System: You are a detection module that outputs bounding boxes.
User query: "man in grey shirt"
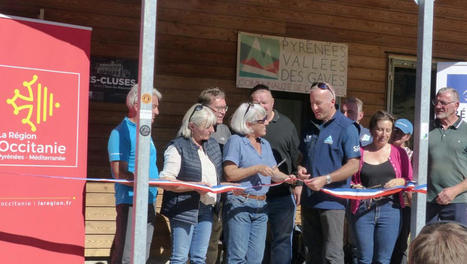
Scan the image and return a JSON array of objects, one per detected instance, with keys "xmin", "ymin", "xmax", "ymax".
[
  {"xmin": 198, "ymin": 87, "xmax": 231, "ymax": 264},
  {"xmin": 427, "ymin": 87, "xmax": 467, "ymax": 225}
]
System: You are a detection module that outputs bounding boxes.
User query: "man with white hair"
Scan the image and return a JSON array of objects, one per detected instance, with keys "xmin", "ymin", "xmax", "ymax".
[
  {"xmin": 108, "ymin": 84, "xmax": 162, "ymax": 264},
  {"xmin": 427, "ymin": 87, "xmax": 467, "ymax": 226}
]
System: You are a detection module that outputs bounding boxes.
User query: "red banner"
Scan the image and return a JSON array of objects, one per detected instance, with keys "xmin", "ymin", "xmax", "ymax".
[{"xmin": 0, "ymin": 15, "xmax": 91, "ymax": 263}]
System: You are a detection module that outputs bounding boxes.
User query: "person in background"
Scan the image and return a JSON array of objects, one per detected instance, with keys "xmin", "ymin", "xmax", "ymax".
[
  {"xmin": 390, "ymin": 118, "xmax": 414, "ymax": 264},
  {"xmin": 342, "ymin": 96, "xmax": 372, "ymax": 147},
  {"xmin": 160, "ymin": 104, "xmax": 222, "ymax": 264},
  {"xmin": 249, "ymin": 84, "xmax": 301, "ymax": 264},
  {"xmin": 349, "ymin": 111, "xmax": 413, "ymax": 264},
  {"xmin": 298, "ymin": 82, "xmax": 361, "ymax": 264},
  {"xmin": 198, "ymin": 88, "xmax": 231, "ymax": 264},
  {"xmin": 341, "ymin": 96, "xmax": 372, "ymax": 264},
  {"xmin": 108, "ymin": 84, "xmax": 162, "ymax": 264},
  {"xmin": 408, "ymin": 221, "xmax": 467, "ymax": 264},
  {"xmin": 427, "ymin": 87, "xmax": 467, "ymax": 226},
  {"xmin": 223, "ymin": 102, "xmax": 295, "ymax": 264}
]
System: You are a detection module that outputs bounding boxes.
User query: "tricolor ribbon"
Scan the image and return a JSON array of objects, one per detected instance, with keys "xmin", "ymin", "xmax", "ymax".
[
  {"xmin": 1, "ymin": 172, "xmax": 427, "ymax": 199},
  {"xmin": 321, "ymin": 182, "xmax": 427, "ymax": 200}
]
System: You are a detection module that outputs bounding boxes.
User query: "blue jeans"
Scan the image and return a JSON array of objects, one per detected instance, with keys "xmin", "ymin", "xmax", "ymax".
[
  {"xmin": 426, "ymin": 202, "xmax": 467, "ymax": 226},
  {"xmin": 264, "ymin": 194, "xmax": 296, "ymax": 264},
  {"xmin": 169, "ymin": 203, "xmax": 213, "ymax": 264},
  {"xmin": 223, "ymin": 194, "xmax": 268, "ymax": 264},
  {"xmin": 350, "ymin": 199, "xmax": 401, "ymax": 264}
]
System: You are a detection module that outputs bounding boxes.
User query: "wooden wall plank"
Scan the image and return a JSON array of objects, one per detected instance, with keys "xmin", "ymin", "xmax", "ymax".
[
  {"xmin": 86, "ymin": 220, "xmax": 116, "ymax": 234},
  {"xmin": 86, "ymin": 207, "xmax": 116, "ymax": 221}
]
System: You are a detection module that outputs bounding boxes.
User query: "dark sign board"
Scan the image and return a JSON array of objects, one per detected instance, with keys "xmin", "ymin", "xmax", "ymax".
[{"xmin": 89, "ymin": 57, "xmax": 138, "ymax": 102}]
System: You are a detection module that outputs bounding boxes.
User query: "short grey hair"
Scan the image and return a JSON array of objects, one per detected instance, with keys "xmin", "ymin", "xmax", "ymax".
[
  {"xmin": 230, "ymin": 103, "xmax": 267, "ymax": 135},
  {"xmin": 126, "ymin": 84, "xmax": 162, "ymax": 110},
  {"xmin": 177, "ymin": 103, "xmax": 217, "ymax": 138},
  {"xmin": 198, "ymin": 87, "xmax": 226, "ymax": 105},
  {"xmin": 343, "ymin": 97, "xmax": 364, "ymax": 112},
  {"xmin": 437, "ymin": 87, "xmax": 460, "ymax": 102}
]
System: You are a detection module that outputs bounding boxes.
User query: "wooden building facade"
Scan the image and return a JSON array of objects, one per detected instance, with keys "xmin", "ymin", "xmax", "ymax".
[{"xmin": 2, "ymin": 0, "xmax": 467, "ymax": 260}]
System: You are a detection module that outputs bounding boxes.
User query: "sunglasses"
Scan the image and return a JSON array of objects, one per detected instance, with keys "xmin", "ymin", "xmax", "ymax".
[
  {"xmin": 244, "ymin": 102, "xmax": 255, "ymax": 117},
  {"xmin": 188, "ymin": 104, "xmax": 204, "ymax": 122},
  {"xmin": 254, "ymin": 115, "xmax": 268, "ymax": 124},
  {"xmin": 312, "ymin": 82, "xmax": 335, "ymax": 99}
]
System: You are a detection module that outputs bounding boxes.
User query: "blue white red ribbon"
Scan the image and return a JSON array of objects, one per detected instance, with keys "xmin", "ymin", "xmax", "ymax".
[
  {"xmin": 321, "ymin": 182, "xmax": 427, "ymax": 200},
  {"xmin": 2, "ymin": 172, "xmax": 427, "ymax": 199}
]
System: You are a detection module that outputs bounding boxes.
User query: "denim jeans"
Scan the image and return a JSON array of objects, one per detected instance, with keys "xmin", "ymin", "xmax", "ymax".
[
  {"xmin": 426, "ymin": 202, "xmax": 467, "ymax": 226},
  {"xmin": 223, "ymin": 194, "xmax": 268, "ymax": 264},
  {"xmin": 169, "ymin": 203, "xmax": 214, "ymax": 264},
  {"xmin": 263, "ymin": 193, "xmax": 296, "ymax": 264},
  {"xmin": 350, "ymin": 199, "xmax": 401, "ymax": 264}
]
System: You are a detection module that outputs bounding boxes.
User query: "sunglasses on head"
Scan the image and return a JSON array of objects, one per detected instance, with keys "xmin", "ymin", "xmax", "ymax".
[
  {"xmin": 244, "ymin": 102, "xmax": 255, "ymax": 117},
  {"xmin": 312, "ymin": 82, "xmax": 335, "ymax": 99},
  {"xmin": 188, "ymin": 104, "xmax": 204, "ymax": 122}
]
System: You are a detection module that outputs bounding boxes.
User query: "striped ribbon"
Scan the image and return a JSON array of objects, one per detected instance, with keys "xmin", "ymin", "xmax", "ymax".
[{"xmin": 2, "ymin": 172, "xmax": 427, "ymax": 200}]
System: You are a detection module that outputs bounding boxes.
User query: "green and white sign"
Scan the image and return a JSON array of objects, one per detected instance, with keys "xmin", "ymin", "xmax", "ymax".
[{"xmin": 237, "ymin": 32, "xmax": 348, "ymax": 96}]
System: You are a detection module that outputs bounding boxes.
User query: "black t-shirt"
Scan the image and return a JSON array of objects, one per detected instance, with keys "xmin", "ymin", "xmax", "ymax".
[
  {"xmin": 360, "ymin": 160, "xmax": 396, "ymax": 188},
  {"xmin": 263, "ymin": 110, "xmax": 300, "ymax": 197}
]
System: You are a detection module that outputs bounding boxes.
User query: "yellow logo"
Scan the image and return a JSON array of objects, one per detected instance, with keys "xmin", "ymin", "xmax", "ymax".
[{"xmin": 6, "ymin": 74, "xmax": 60, "ymax": 132}]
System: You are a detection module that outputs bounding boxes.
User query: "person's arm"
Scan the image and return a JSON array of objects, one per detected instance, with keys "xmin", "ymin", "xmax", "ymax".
[
  {"xmin": 108, "ymin": 128, "xmax": 133, "ymax": 186},
  {"xmin": 436, "ymin": 178, "xmax": 467, "ymax": 205},
  {"xmin": 304, "ymin": 158, "xmax": 359, "ymax": 191},
  {"xmin": 159, "ymin": 145, "xmax": 210, "ymax": 194},
  {"xmin": 223, "ymin": 161, "xmax": 275, "ymax": 181},
  {"xmin": 304, "ymin": 123, "xmax": 360, "ymax": 191},
  {"xmin": 110, "ymin": 161, "xmax": 134, "ymax": 186}
]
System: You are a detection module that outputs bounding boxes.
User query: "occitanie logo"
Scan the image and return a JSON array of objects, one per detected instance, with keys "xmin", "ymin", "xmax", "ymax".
[{"xmin": 6, "ymin": 74, "xmax": 60, "ymax": 132}]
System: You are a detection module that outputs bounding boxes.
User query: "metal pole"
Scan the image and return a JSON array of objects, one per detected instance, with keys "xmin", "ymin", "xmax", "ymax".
[
  {"xmin": 131, "ymin": 0, "xmax": 157, "ymax": 263},
  {"xmin": 411, "ymin": 0, "xmax": 434, "ymax": 238}
]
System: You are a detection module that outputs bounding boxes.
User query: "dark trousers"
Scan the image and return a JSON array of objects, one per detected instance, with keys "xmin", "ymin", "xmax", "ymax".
[
  {"xmin": 302, "ymin": 207, "xmax": 345, "ymax": 264},
  {"xmin": 110, "ymin": 204, "xmax": 156, "ymax": 264},
  {"xmin": 426, "ymin": 202, "xmax": 467, "ymax": 226}
]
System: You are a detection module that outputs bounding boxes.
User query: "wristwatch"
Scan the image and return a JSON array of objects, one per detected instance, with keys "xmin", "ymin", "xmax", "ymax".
[{"xmin": 326, "ymin": 174, "xmax": 332, "ymax": 184}]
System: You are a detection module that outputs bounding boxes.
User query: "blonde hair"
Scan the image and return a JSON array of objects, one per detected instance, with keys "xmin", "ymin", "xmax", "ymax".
[
  {"xmin": 177, "ymin": 104, "xmax": 216, "ymax": 138},
  {"xmin": 409, "ymin": 222, "xmax": 467, "ymax": 264}
]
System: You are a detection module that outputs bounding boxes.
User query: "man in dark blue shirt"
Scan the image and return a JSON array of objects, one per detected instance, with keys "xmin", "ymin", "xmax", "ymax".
[{"xmin": 298, "ymin": 82, "xmax": 360, "ymax": 264}]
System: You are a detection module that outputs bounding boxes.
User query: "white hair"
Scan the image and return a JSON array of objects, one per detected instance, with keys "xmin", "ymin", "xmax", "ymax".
[
  {"xmin": 230, "ymin": 103, "xmax": 266, "ymax": 135},
  {"xmin": 177, "ymin": 103, "xmax": 217, "ymax": 138},
  {"xmin": 126, "ymin": 84, "xmax": 162, "ymax": 110}
]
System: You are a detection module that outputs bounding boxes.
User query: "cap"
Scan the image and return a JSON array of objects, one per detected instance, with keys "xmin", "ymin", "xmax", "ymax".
[{"xmin": 394, "ymin": 118, "xmax": 413, "ymax": 135}]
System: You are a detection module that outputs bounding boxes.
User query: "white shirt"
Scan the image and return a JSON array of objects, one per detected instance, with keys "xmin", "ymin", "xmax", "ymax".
[{"xmin": 160, "ymin": 144, "xmax": 217, "ymax": 205}]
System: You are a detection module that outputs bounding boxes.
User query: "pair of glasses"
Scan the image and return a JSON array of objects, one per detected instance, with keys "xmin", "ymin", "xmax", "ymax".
[
  {"xmin": 311, "ymin": 82, "xmax": 335, "ymax": 99},
  {"xmin": 244, "ymin": 102, "xmax": 255, "ymax": 117},
  {"xmin": 254, "ymin": 115, "xmax": 268, "ymax": 124},
  {"xmin": 207, "ymin": 105, "xmax": 228, "ymax": 113},
  {"xmin": 431, "ymin": 100, "xmax": 456, "ymax": 106},
  {"xmin": 188, "ymin": 104, "xmax": 204, "ymax": 122}
]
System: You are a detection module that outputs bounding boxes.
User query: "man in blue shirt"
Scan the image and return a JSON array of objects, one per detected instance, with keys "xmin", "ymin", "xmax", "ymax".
[
  {"xmin": 108, "ymin": 84, "xmax": 162, "ymax": 264},
  {"xmin": 298, "ymin": 82, "xmax": 360, "ymax": 264}
]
